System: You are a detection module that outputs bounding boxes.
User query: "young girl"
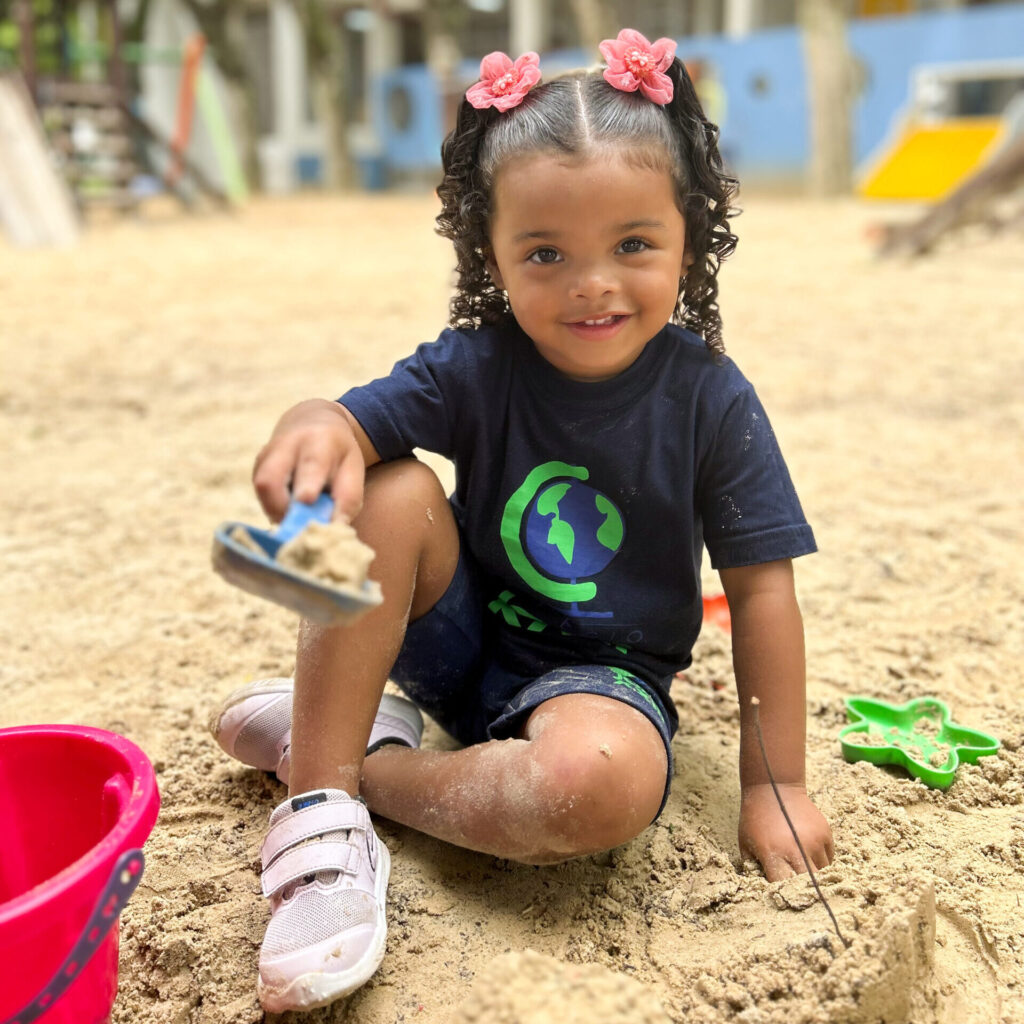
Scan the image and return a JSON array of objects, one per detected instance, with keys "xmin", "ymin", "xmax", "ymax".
[{"xmin": 211, "ymin": 30, "xmax": 834, "ymax": 1014}]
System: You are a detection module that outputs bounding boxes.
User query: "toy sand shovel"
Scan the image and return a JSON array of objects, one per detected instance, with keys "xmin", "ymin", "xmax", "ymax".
[{"xmin": 211, "ymin": 494, "xmax": 383, "ymax": 625}]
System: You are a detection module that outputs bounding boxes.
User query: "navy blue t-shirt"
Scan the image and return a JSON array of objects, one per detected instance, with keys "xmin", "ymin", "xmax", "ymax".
[{"xmin": 340, "ymin": 322, "xmax": 815, "ymax": 726}]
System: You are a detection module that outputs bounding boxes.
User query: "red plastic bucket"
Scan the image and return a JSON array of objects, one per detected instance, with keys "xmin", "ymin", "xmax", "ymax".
[{"xmin": 0, "ymin": 725, "xmax": 160, "ymax": 1024}]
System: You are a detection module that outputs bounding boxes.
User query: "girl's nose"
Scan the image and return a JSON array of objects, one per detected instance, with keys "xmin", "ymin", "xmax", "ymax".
[{"xmin": 571, "ymin": 263, "xmax": 617, "ymax": 300}]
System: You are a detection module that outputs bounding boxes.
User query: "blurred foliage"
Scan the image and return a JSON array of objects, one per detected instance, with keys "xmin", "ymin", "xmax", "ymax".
[
  {"xmin": 0, "ymin": 0, "xmax": 153, "ymax": 75},
  {"xmin": 1, "ymin": 0, "xmax": 58, "ymax": 73}
]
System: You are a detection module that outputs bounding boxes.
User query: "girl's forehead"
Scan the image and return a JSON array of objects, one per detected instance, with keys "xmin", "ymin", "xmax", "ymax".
[
  {"xmin": 491, "ymin": 147, "xmax": 675, "ymax": 202},
  {"xmin": 485, "ymin": 150, "xmax": 679, "ymax": 233}
]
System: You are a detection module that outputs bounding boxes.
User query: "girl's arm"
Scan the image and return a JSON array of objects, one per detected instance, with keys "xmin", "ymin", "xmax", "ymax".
[
  {"xmin": 718, "ymin": 559, "xmax": 834, "ymax": 881},
  {"xmin": 252, "ymin": 399, "xmax": 381, "ymax": 524}
]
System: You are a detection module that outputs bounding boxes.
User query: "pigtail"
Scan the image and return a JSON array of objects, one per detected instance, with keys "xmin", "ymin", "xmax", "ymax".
[
  {"xmin": 436, "ymin": 100, "xmax": 511, "ymax": 329},
  {"xmin": 664, "ymin": 58, "xmax": 739, "ymax": 359}
]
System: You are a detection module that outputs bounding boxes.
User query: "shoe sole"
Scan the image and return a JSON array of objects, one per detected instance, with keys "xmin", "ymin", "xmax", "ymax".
[{"xmin": 257, "ymin": 841, "xmax": 391, "ymax": 1012}]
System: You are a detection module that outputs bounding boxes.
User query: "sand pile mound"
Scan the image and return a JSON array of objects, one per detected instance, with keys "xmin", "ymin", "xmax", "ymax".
[
  {"xmin": 277, "ymin": 519, "xmax": 375, "ymax": 587},
  {"xmin": 455, "ymin": 949, "xmax": 671, "ymax": 1023}
]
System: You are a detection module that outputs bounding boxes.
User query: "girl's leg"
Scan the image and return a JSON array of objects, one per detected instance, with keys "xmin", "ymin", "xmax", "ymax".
[
  {"xmin": 360, "ymin": 693, "xmax": 668, "ymax": 863},
  {"xmin": 287, "ymin": 457, "xmax": 459, "ymax": 797},
  {"xmin": 246, "ymin": 457, "xmax": 458, "ymax": 1015}
]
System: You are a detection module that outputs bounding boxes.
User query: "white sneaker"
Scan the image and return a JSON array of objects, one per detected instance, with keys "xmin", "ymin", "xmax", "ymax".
[
  {"xmin": 209, "ymin": 677, "xmax": 423, "ymax": 785},
  {"xmin": 258, "ymin": 789, "xmax": 389, "ymax": 1012}
]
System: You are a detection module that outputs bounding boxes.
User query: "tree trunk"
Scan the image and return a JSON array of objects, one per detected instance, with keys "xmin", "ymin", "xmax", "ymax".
[
  {"xmin": 293, "ymin": 0, "xmax": 352, "ymax": 189},
  {"xmin": 13, "ymin": 0, "xmax": 36, "ymax": 96},
  {"xmin": 797, "ymin": 0, "xmax": 856, "ymax": 197},
  {"xmin": 422, "ymin": 0, "xmax": 464, "ymax": 135},
  {"xmin": 310, "ymin": 69, "xmax": 349, "ymax": 189},
  {"xmin": 568, "ymin": 0, "xmax": 615, "ymax": 55},
  {"xmin": 224, "ymin": 74, "xmax": 260, "ymax": 190},
  {"xmin": 179, "ymin": 0, "xmax": 258, "ymax": 189},
  {"xmin": 875, "ymin": 135, "xmax": 1024, "ymax": 257},
  {"xmin": 224, "ymin": 3, "xmax": 260, "ymax": 191}
]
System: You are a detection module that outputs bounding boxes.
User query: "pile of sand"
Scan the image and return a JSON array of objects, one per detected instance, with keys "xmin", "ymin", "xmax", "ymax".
[
  {"xmin": 2, "ymin": 193, "xmax": 1020, "ymax": 1023},
  {"xmin": 276, "ymin": 519, "xmax": 375, "ymax": 588}
]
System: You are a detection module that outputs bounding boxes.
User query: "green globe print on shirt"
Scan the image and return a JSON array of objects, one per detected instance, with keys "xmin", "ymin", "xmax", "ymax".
[{"xmin": 500, "ymin": 462, "xmax": 624, "ymax": 618}]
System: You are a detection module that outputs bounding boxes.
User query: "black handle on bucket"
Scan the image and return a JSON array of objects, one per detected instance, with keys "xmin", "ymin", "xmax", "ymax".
[{"xmin": 1, "ymin": 848, "xmax": 145, "ymax": 1024}]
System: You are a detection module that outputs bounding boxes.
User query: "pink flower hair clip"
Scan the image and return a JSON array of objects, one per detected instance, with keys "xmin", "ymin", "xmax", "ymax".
[
  {"xmin": 466, "ymin": 51, "xmax": 542, "ymax": 111},
  {"xmin": 600, "ymin": 28, "xmax": 677, "ymax": 105}
]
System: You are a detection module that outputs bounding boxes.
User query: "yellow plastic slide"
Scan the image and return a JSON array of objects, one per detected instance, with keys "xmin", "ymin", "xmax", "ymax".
[{"xmin": 858, "ymin": 117, "xmax": 1004, "ymax": 200}]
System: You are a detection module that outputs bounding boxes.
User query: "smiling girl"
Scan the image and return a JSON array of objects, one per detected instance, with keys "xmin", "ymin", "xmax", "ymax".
[{"xmin": 211, "ymin": 31, "xmax": 833, "ymax": 1014}]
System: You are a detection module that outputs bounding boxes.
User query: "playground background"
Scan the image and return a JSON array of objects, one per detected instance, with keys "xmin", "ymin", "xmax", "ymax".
[
  {"xmin": 2, "ymin": 1, "xmax": 1024, "ymax": 212},
  {"xmin": 365, "ymin": 4, "xmax": 1024, "ymax": 191},
  {"xmin": 2, "ymin": 184, "xmax": 1022, "ymax": 1020},
  {"xmin": 142, "ymin": 0, "xmax": 1024, "ymax": 197}
]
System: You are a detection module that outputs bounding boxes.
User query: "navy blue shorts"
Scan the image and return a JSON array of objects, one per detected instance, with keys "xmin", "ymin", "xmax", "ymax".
[{"xmin": 390, "ymin": 551, "xmax": 675, "ymax": 816}]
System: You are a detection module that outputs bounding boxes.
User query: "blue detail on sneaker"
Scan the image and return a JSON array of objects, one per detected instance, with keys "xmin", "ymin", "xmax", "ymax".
[{"xmin": 291, "ymin": 792, "xmax": 328, "ymax": 811}]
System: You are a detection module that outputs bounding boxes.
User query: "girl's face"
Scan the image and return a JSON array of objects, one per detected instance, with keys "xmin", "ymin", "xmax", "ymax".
[{"xmin": 487, "ymin": 150, "xmax": 690, "ymax": 381}]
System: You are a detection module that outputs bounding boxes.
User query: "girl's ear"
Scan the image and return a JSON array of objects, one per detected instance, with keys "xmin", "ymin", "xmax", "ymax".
[
  {"xmin": 486, "ymin": 251, "xmax": 506, "ymax": 290},
  {"xmin": 680, "ymin": 222, "xmax": 694, "ymax": 275}
]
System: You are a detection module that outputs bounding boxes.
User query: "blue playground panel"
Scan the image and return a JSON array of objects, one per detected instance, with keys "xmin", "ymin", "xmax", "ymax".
[
  {"xmin": 847, "ymin": 5, "xmax": 1024, "ymax": 173},
  {"xmin": 371, "ymin": 3, "xmax": 1024, "ymax": 182},
  {"xmin": 370, "ymin": 64, "xmax": 444, "ymax": 172}
]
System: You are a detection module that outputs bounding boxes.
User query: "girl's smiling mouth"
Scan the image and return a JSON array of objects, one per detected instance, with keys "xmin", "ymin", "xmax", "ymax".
[{"xmin": 565, "ymin": 313, "xmax": 631, "ymax": 339}]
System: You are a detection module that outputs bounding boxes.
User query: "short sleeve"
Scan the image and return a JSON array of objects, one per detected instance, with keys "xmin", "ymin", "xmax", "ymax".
[
  {"xmin": 697, "ymin": 381, "xmax": 816, "ymax": 569},
  {"xmin": 338, "ymin": 331, "xmax": 468, "ymax": 460}
]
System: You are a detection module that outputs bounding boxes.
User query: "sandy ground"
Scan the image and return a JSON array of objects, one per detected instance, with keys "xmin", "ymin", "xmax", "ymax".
[{"xmin": 2, "ymin": 191, "xmax": 1022, "ymax": 1024}]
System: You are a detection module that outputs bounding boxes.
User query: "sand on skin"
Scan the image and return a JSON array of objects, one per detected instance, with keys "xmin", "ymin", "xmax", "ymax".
[{"xmin": 1, "ymin": 193, "xmax": 1022, "ymax": 1023}]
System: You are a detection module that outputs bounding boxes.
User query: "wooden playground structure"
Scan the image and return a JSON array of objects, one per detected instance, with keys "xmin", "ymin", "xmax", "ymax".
[{"xmin": 0, "ymin": 0, "xmax": 231, "ymax": 246}]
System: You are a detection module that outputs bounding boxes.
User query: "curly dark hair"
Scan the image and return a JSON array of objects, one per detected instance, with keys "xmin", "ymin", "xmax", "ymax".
[{"xmin": 436, "ymin": 59, "xmax": 739, "ymax": 357}]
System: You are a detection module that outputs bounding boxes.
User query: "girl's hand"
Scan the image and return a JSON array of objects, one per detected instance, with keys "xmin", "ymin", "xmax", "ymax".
[
  {"xmin": 738, "ymin": 783, "xmax": 834, "ymax": 882},
  {"xmin": 252, "ymin": 399, "xmax": 377, "ymax": 524}
]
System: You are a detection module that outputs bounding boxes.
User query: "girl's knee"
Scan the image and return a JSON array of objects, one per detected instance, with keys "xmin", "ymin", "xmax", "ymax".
[
  {"xmin": 362, "ymin": 458, "xmax": 449, "ymax": 516},
  {"xmin": 523, "ymin": 708, "xmax": 667, "ymax": 862},
  {"xmin": 358, "ymin": 459, "xmax": 459, "ymax": 617},
  {"xmin": 357, "ymin": 458, "xmax": 455, "ymax": 551}
]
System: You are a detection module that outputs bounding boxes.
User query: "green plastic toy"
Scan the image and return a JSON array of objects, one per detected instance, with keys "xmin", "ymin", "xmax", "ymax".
[{"xmin": 839, "ymin": 696, "xmax": 1000, "ymax": 790}]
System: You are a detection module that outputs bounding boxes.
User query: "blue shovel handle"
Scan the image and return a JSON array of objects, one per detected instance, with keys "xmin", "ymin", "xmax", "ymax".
[
  {"xmin": 276, "ymin": 493, "xmax": 334, "ymax": 543},
  {"xmin": 2, "ymin": 849, "xmax": 146, "ymax": 1024}
]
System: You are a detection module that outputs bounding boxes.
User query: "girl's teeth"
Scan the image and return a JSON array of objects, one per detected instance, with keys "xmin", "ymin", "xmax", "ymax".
[{"xmin": 583, "ymin": 316, "xmax": 615, "ymax": 326}]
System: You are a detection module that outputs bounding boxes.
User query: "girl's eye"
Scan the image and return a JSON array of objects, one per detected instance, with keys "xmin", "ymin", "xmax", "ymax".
[
  {"xmin": 528, "ymin": 247, "xmax": 561, "ymax": 264},
  {"xmin": 619, "ymin": 237, "xmax": 649, "ymax": 254}
]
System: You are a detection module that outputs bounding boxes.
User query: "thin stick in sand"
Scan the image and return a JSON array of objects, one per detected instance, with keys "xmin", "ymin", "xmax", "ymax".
[{"xmin": 750, "ymin": 696, "xmax": 850, "ymax": 950}]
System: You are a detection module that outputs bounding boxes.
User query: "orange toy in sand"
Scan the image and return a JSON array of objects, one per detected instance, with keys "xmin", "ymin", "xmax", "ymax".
[{"xmin": 702, "ymin": 593, "xmax": 731, "ymax": 632}]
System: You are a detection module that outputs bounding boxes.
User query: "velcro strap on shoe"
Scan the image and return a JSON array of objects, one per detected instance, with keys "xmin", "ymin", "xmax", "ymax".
[
  {"xmin": 260, "ymin": 840, "xmax": 361, "ymax": 897},
  {"xmin": 261, "ymin": 801, "xmax": 369, "ymax": 868}
]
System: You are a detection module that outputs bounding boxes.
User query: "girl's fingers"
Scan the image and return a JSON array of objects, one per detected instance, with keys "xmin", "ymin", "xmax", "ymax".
[
  {"xmin": 291, "ymin": 439, "xmax": 336, "ymax": 505},
  {"xmin": 330, "ymin": 445, "xmax": 366, "ymax": 523},
  {"xmin": 252, "ymin": 402, "xmax": 363, "ymax": 523},
  {"xmin": 774, "ymin": 841, "xmax": 826, "ymax": 879},
  {"xmin": 762, "ymin": 852, "xmax": 795, "ymax": 882},
  {"xmin": 253, "ymin": 441, "xmax": 299, "ymax": 522}
]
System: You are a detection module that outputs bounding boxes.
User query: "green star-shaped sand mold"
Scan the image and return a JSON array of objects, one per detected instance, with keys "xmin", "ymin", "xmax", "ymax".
[{"xmin": 839, "ymin": 696, "xmax": 999, "ymax": 790}]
